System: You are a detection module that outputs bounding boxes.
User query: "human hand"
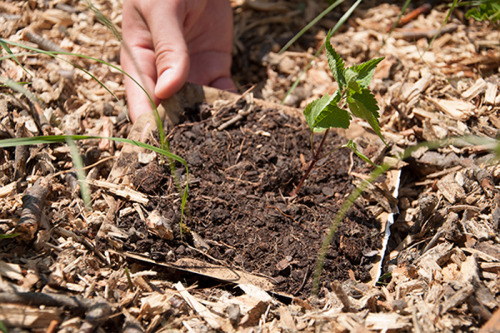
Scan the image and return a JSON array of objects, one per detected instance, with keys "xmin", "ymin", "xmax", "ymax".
[{"xmin": 121, "ymin": 0, "xmax": 235, "ymax": 122}]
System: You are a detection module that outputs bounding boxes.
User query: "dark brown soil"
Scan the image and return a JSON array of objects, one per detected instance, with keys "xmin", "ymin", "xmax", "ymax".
[{"xmin": 119, "ymin": 99, "xmax": 382, "ymax": 296}]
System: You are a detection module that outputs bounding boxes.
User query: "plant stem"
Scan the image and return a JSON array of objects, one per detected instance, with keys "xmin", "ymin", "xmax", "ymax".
[{"xmin": 290, "ymin": 129, "xmax": 330, "ymax": 196}]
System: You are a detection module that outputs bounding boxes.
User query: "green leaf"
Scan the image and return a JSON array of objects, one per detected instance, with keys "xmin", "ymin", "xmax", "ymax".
[
  {"xmin": 0, "ymin": 233, "xmax": 19, "ymax": 239},
  {"xmin": 343, "ymin": 140, "xmax": 376, "ymax": 166},
  {"xmin": 325, "ymin": 30, "xmax": 346, "ymax": 90},
  {"xmin": 0, "ymin": 40, "xmax": 32, "ymax": 76},
  {"xmin": 314, "ymin": 104, "xmax": 351, "ymax": 131},
  {"xmin": 345, "ymin": 68, "xmax": 360, "ymax": 93},
  {"xmin": 0, "ymin": 135, "xmax": 186, "ymax": 165},
  {"xmin": 0, "ymin": 320, "xmax": 7, "ymax": 333},
  {"xmin": 351, "ymin": 57, "xmax": 385, "ymax": 88},
  {"xmin": 466, "ymin": 2, "xmax": 500, "ymax": 22},
  {"xmin": 66, "ymin": 138, "xmax": 92, "ymax": 210},
  {"xmin": 304, "ymin": 95, "xmax": 333, "ymax": 131},
  {"xmin": 304, "ymin": 92, "xmax": 349, "ymax": 132},
  {"xmin": 347, "ymin": 89, "xmax": 385, "ymax": 143}
]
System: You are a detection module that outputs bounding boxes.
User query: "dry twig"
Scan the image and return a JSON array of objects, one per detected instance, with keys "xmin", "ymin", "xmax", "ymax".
[{"xmin": 15, "ymin": 177, "xmax": 51, "ymax": 241}]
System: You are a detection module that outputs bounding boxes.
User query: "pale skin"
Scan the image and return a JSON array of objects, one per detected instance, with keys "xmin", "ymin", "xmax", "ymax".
[{"xmin": 121, "ymin": 0, "xmax": 235, "ymax": 122}]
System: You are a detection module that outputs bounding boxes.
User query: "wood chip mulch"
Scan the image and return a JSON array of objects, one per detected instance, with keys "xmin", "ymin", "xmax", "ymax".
[{"xmin": 0, "ymin": 0, "xmax": 499, "ymax": 332}]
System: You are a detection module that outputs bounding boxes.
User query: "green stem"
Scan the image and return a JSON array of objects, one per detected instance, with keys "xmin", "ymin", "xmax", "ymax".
[
  {"xmin": 290, "ymin": 128, "xmax": 330, "ymax": 196},
  {"xmin": 311, "ymin": 163, "xmax": 389, "ymax": 296}
]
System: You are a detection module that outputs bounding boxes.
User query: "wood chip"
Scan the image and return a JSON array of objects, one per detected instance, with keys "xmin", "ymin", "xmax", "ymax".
[
  {"xmin": 145, "ymin": 210, "xmax": 173, "ymax": 240},
  {"xmin": 365, "ymin": 312, "xmax": 411, "ymax": 330},
  {"xmin": 16, "ymin": 177, "xmax": 51, "ymax": 241},
  {"xmin": 0, "ymin": 260, "xmax": 23, "ymax": 281},
  {"xmin": 139, "ymin": 293, "xmax": 172, "ymax": 318},
  {"xmin": 441, "ymin": 284, "xmax": 474, "ymax": 314},
  {"xmin": 0, "ymin": 182, "xmax": 16, "ymax": 198},
  {"xmin": 461, "ymin": 78, "xmax": 487, "ymax": 100},
  {"xmin": 480, "ymin": 307, "xmax": 500, "ymax": 333},
  {"xmin": 278, "ymin": 306, "xmax": 297, "ymax": 331},
  {"xmin": 87, "ymin": 179, "xmax": 149, "ymax": 205},
  {"xmin": 437, "ymin": 172, "xmax": 465, "ymax": 204},
  {"xmin": 174, "ymin": 282, "xmax": 225, "ymax": 330},
  {"xmin": 0, "ymin": 304, "xmax": 62, "ymax": 329},
  {"xmin": 427, "ymin": 97, "xmax": 475, "ymax": 121},
  {"xmin": 485, "ymin": 82, "xmax": 498, "ymax": 105}
]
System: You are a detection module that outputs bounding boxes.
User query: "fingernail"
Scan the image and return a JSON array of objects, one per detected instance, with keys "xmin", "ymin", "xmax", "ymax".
[{"xmin": 155, "ymin": 70, "xmax": 171, "ymax": 97}]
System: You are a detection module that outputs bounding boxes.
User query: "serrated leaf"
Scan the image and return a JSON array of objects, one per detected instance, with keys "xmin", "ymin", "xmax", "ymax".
[
  {"xmin": 347, "ymin": 88, "xmax": 385, "ymax": 143},
  {"xmin": 343, "ymin": 140, "xmax": 376, "ymax": 166},
  {"xmin": 325, "ymin": 30, "xmax": 345, "ymax": 90},
  {"xmin": 314, "ymin": 104, "xmax": 351, "ymax": 132},
  {"xmin": 303, "ymin": 92, "xmax": 348, "ymax": 132},
  {"xmin": 350, "ymin": 57, "xmax": 384, "ymax": 88},
  {"xmin": 345, "ymin": 68, "xmax": 360, "ymax": 93},
  {"xmin": 304, "ymin": 93, "xmax": 337, "ymax": 131}
]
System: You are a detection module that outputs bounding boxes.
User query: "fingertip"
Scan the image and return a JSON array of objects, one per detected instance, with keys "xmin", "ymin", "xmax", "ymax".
[
  {"xmin": 210, "ymin": 77, "xmax": 237, "ymax": 93},
  {"xmin": 154, "ymin": 66, "xmax": 189, "ymax": 99}
]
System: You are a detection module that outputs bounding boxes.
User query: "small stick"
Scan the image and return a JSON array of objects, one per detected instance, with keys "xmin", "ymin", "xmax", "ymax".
[
  {"xmin": 0, "ymin": 292, "xmax": 112, "ymax": 320},
  {"xmin": 293, "ymin": 267, "xmax": 310, "ymax": 296},
  {"xmin": 331, "ymin": 280, "xmax": 353, "ymax": 312},
  {"xmin": 15, "ymin": 177, "xmax": 51, "ymax": 241},
  {"xmin": 398, "ymin": 3, "xmax": 432, "ymax": 26},
  {"xmin": 24, "ymin": 30, "xmax": 67, "ymax": 53},
  {"xmin": 387, "ymin": 3, "xmax": 432, "ymax": 32},
  {"xmin": 290, "ymin": 129, "xmax": 330, "ymax": 196},
  {"xmin": 46, "ymin": 319, "xmax": 60, "ymax": 333}
]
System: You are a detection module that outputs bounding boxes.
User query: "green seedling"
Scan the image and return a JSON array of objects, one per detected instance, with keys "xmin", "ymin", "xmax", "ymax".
[
  {"xmin": 282, "ymin": 0, "xmax": 363, "ymax": 103},
  {"xmin": 290, "ymin": 30, "xmax": 385, "ymax": 196},
  {"xmin": 462, "ymin": 0, "xmax": 500, "ymax": 23}
]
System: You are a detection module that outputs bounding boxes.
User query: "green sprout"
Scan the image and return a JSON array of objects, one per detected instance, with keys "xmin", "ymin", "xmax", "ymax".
[{"xmin": 290, "ymin": 30, "xmax": 385, "ymax": 196}]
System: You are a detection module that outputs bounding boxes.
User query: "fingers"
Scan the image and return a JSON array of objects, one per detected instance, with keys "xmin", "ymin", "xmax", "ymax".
[
  {"xmin": 121, "ymin": 0, "xmax": 160, "ymax": 122},
  {"xmin": 121, "ymin": 0, "xmax": 236, "ymax": 123},
  {"xmin": 188, "ymin": 51, "xmax": 235, "ymax": 90},
  {"xmin": 121, "ymin": 0, "xmax": 192, "ymax": 121},
  {"xmin": 146, "ymin": 0, "xmax": 192, "ymax": 100}
]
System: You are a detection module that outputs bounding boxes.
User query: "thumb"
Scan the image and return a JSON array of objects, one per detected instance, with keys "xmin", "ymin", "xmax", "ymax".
[{"xmin": 149, "ymin": 3, "xmax": 190, "ymax": 100}]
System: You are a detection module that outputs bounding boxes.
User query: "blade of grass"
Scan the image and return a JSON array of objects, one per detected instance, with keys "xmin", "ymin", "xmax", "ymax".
[
  {"xmin": 312, "ymin": 134, "xmax": 500, "ymax": 296},
  {"xmin": 0, "ymin": 135, "xmax": 190, "ymax": 225},
  {"xmin": 311, "ymin": 162, "xmax": 389, "ymax": 296},
  {"xmin": 0, "ymin": 39, "xmax": 166, "ymax": 153},
  {"xmin": 0, "ymin": 233, "xmax": 19, "ymax": 239},
  {"xmin": 0, "ymin": 77, "xmax": 44, "ymax": 108},
  {"xmin": 66, "ymin": 138, "xmax": 92, "ymax": 210},
  {"xmin": 0, "ymin": 39, "xmax": 32, "ymax": 76},
  {"xmin": 0, "ymin": 320, "xmax": 7, "ymax": 333},
  {"xmin": 84, "ymin": 0, "xmax": 122, "ymax": 41},
  {"xmin": 0, "ymin": 135, "xmax": 186, "ymax": 166},
  {"xmin": 279, "ymin": 0, "xmax": 344, "ymax": 55},
  {"xmin": 281, "ymin": 0, "xmax": 363, "ymax": 104},
  {"xmin": 386, "ymin": 0, "xmax": 412, "ymax": 35},
  {"xmin": 425, "ymin": 0, "xmax": 459, "ymax": 53}
]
